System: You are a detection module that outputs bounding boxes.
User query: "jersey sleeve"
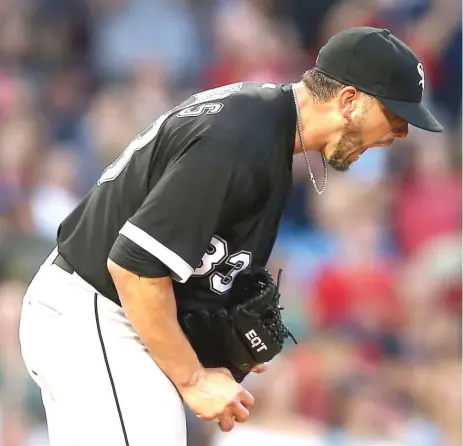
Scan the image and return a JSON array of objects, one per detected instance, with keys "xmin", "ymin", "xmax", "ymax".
[
  {"xmin": 109, "ymin": 234, "xmax": 171, "ymax": 278},
  {"xmin": 115, "ymin": 137, "xmax": 251, "ymax": 283}
]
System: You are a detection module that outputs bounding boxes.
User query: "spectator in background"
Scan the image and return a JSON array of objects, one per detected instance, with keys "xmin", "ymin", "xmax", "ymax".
[
  {"xmin": 89, "ymin": 0, "xmax": 204, "ymax": 86},
  {"xmin": 29, "ymin": 148, "xmax": 80, "ymax": 241},
  {"xmin": 0, "ymin": 281, "xmax": 46, "ymax": 446},
  {"xmin": 204, "ymin": 0, "xmax": 303, "ymax": 87},
  {"xmin": 390, "ymin": 130, "xmax": 462, "ymax": 258}
]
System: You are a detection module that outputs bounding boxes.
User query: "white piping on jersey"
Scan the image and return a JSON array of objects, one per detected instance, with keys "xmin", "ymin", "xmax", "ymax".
[{"xmin": 119, "ymin": 221, "xmax": 193, "ymax": 283}]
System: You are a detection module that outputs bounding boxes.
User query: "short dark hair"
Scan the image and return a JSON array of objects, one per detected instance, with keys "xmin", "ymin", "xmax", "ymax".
[
  {"xmin": 301, "ymin": 68, "xmax": 346, "ymax": 103},
  {"xmin": 302, "ymin": 68, "xmax": 377, "ymax": 107}
]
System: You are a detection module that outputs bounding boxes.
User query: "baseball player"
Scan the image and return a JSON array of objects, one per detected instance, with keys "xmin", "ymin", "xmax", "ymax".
[{"xmin": 19, "ymin": 27, "xmax": 442, "ymax": 446}]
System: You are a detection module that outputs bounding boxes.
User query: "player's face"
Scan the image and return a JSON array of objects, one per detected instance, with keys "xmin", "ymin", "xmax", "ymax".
[{"xmin": 327, "ymin": 97, "xmax": 409, "ymax": 172}]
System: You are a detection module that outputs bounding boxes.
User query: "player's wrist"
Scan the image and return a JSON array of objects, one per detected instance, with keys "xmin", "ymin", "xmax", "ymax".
[{"xmin": 174, "ymin": 365, "xmax": 206, "ymax": 391}]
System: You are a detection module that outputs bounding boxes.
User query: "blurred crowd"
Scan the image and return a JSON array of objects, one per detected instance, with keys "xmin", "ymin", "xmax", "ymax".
[{"xmin": 0, "ymin": 0, "xmax": 461, "ymax": 445}]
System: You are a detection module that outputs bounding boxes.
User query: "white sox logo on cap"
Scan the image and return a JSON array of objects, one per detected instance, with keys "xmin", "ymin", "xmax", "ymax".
[{"xmin": 417, "ymin": 63, "xmax": 425, "ymax": 91}]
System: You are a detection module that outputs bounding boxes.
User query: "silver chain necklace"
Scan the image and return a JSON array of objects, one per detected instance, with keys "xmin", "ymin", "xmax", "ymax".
[{"xmin": 291, "ymin": 84, "xmax": 328, "ymax": 195}]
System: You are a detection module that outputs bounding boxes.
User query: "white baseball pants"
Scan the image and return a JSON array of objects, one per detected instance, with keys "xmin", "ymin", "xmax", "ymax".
[{"xmin": 19, "ymin": 248, "xmax": 187, "ymax": 446}]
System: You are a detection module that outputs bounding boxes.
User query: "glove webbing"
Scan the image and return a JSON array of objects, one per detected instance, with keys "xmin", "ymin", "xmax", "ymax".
[{"xmin": 258, "ymin": 269, "xmax": 297, "ymax": 347}]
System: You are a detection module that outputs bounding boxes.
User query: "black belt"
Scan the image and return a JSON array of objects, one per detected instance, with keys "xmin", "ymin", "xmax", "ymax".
[{"xmin": 53, "ymin": 254, "xmax": 75, "ymax": 274}]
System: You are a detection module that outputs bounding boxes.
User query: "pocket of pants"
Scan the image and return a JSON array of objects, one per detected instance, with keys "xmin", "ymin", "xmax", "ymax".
[
  {"xmin": 30, "ymin": 299, "xmax": 63, "ymax": 316},
  {"xmin": 24, "ymin": 275, "xmax": 64, "ymax": 318}
]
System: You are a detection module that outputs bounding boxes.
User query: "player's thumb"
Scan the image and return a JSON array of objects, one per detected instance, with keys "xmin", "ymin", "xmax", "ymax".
[
  {"xmin": 251, "ymin": 363, "xmax": 268, "ymax": 374},
  {"xmin": 214, "ymin": 367, "xmax": 234, "ymax": 379}
]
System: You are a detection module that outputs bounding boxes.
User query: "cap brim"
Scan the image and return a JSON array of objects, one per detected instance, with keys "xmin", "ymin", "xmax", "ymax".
[{"xmin": 378, "ymin": 97, "xmax": 444, "ymax": 133}]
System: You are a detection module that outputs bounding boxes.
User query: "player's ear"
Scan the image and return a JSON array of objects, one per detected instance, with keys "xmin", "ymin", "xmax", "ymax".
[{"xmin": 338, "ymin": 86, "xmax": 358, "ymax": 120}]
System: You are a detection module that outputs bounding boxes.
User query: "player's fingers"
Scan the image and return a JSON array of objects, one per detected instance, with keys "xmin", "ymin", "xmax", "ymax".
[
  {"xmin": 238, "ymin": 388, "xmax": 255, "ymax": 408},
  {"xmin": 196, "ymin": 414, "xmax": 216, "ymax": 422},
  {"xmin": 251, "ymin": 363, "xmax": 268, "ymax": 373},
  {"xmin": 230, "ymin": 402, "xmax": 249, "ymax": 423},
  {"xmin": 217, "ymin": 412, "xmax": 235, "ymax": 432}
]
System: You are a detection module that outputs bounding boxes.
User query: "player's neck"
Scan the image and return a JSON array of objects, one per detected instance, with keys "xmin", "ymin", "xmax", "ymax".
[{"xmin": 292, "ymin": 81, "xmax": 343, "ymax": 156}]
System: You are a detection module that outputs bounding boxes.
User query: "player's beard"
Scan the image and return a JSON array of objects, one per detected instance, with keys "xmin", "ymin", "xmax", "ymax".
[{"xmin": 327, "ymin": 115, "xmax": 367, "ymax": 172}]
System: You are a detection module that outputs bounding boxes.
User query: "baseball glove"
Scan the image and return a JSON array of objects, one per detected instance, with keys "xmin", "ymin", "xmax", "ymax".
[{"xmin": 179, "ymin": 266, "xmax": 296, "ymax": 382}]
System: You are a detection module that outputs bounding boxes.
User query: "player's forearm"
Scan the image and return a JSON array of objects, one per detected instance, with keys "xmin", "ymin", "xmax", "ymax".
[{"xmin": 107, "ymin": 259, "xmax": 204, "ymax": 388}]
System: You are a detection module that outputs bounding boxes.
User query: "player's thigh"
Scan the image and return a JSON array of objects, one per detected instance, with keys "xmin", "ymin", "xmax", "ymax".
[
  {"xmin": 19, "ymin": 277, "xmax": 129, "ymax": 445},
  {"xmin": 51, "ymin": 295, "xmax": 187, "ymax": 446},
  {"xmin": 41, "ymin": 389, "xmax": 75, "ymax": 446},
  {"xmin": 20, "ymin": 272, "xmax": 186, "ymax": 446},
  {"xmin": 90, "ymin": 295, "xmax": 187, "ymax": 446}
]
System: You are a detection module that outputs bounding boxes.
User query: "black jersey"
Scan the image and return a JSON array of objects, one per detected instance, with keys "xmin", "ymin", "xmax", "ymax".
[{"xmin": 57, "ymin": 82, "xmax": 297, "ymax": 310}]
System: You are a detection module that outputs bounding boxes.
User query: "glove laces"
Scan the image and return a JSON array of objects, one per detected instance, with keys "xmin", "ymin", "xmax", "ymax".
[{"xmin": 272, "ymin": 269, "xmax": 297, "ymax": 345}]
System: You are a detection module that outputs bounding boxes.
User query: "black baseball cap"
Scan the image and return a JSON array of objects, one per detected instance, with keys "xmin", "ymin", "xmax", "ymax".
[{"xmin": 315, "ymin": 27, "xmax": 443, "ymax": 132}]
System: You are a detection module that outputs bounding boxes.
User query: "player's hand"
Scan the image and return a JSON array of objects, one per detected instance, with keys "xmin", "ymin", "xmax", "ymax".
[
  {"xmin": 251, "ymin": 363, "xmax": 268, "ymax": 374},
  {"xmin": 178, "ymin": 367, "xmax": 254, "ymax": 432}
]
